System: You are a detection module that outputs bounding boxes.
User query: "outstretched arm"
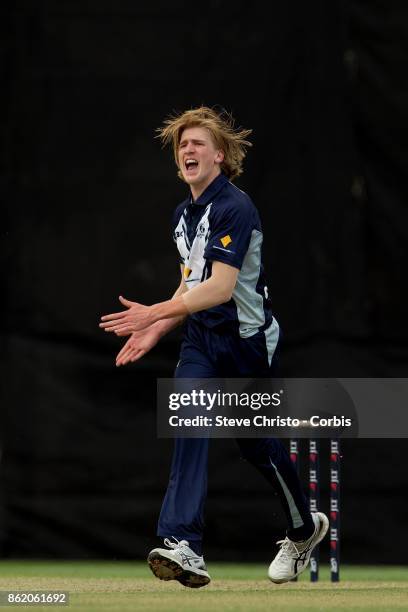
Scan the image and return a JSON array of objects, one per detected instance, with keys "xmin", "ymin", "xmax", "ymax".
[{"xmin": 99, "ymin": 261, "xmax": 239, "ymax": 336}]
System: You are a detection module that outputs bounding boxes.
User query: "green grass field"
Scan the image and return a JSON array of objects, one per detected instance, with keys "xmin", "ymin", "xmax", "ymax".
[{"xmin": 0, "ymin": 562, "xmax": 407, "ymax": 611}]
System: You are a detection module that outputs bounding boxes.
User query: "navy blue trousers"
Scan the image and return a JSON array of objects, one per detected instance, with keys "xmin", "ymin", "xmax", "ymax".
[{"xmin": 157, "ymin": 318, "xmax": 314, "ymax": 549}]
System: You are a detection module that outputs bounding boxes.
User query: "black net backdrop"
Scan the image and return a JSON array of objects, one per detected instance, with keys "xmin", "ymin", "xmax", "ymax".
[{"xmin": 1, "ymin": 0, "xmax": 408, "ymax": 561}]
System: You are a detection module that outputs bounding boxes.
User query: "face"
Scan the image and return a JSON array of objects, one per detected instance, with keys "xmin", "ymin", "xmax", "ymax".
[{"xmin": 178, "ymin": 126, "xmax": 224, "ymax": 196}]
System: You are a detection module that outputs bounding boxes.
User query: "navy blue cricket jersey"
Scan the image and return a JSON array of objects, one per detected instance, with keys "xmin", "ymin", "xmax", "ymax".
[{"xmin": 173, "ymin": 173, "xmax": 276, "ymax": 338}]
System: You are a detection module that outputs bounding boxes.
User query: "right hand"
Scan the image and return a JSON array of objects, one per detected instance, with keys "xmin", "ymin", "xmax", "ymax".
[{"xmin": 115, "ymin": 325, "xmax": 161, "ymax": 366}]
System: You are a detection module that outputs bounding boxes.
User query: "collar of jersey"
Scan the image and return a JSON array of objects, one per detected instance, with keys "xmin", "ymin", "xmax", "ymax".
[{"xmin": 189, "ymin": 173, "xmax": 228, "ymax": 207}]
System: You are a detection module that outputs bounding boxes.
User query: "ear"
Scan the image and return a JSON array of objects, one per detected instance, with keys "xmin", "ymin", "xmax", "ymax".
[{"xmin": 215, "ymin": 150, "xmax": 224, "ymax": 165}]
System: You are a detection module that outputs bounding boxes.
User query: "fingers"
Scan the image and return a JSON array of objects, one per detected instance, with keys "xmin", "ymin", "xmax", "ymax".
[
  {"xmin": 116, "ymin": 341, "xmax": 132, "ymax": 361},
  {"xmin": 116, "ymin": 337, "xmax": 141, "ymax": 365},
  {"xmin": 100, "ymin": 297, "xmax": 135, "ymax": 324},
  {"xmin": 119, "ymin": 295, "xmax": 134, "ymax": 307},
  {"xmin": 116, "ymin": 354, "xmax": 131, "ymax": 366},
  {"xmin": 113, "ymin": 324, "xmax": 135, "ymax": 334},
  {"xmin": 100, "ymin": 318, "xmax": 131, "ymax": 332},
  {"xmin": 105, "ymin": 321, "xmax": 148, "ymax": 335},
  {"xmin": 116, "ymin": 344, "xmax": 133, "ymax": 366},
  {"xmin": 116, "ymin": 346, "xmax": 145, "ymax": 366},
  {"xmin": 99, "ymin": 298, "xmax": 149, "ymax": 366},
  {"xmin": 100, "ymin": 311, "xmax": 127, "ymax": 324}
]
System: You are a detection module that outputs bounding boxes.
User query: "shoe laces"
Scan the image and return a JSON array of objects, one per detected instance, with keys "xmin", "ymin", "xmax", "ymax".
[
  {"xmin": 163, "ymin": 537, "xmax": 190, "ymax": 550},
  {"xmin": 275, "ymin": 537, "xmax": 300, "ymax": 562},
  {"xmin": 276, "ymin": 535, "xmax": 312, "ymax": 561},
  {"xmin": 163, "ymin": 537, "xmax": 199, "ymax": 565}
]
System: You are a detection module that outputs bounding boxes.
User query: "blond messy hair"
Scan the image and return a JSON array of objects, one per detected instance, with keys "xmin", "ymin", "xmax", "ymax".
[{"xmin": 157, "ymin": 106, "xmax": 252, "ymax": 181}]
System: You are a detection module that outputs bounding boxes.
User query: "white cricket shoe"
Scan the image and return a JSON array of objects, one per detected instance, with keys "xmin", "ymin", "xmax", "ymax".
[
  {"xmin": 268, "ymin": 512, "xmax": 329, "ymax": 584},
  {"xmin": 147, "ymin": 538, "xmax": 211, "ymax": 588}
]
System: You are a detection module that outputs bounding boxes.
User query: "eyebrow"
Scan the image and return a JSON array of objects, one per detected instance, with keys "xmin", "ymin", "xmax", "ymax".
[{"xmin": 179, "ymin": 138, "xmax": 206, "ymax": 146}]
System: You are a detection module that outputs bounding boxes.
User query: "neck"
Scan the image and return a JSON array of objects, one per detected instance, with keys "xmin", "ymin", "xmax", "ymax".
[{"xmin": 190, "ymin": 170, "xmax": 221, "ymax": 202}]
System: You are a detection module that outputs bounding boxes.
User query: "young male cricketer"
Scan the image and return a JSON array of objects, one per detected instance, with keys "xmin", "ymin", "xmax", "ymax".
[{"xmin": 99, "ymin": 107, "xmax": 328, "ymax": 588}]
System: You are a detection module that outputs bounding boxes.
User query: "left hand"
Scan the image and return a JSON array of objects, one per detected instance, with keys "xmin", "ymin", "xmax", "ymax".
[{"xmin": 99, "ymin": 296, "xmax": 155, "ymax": 335}]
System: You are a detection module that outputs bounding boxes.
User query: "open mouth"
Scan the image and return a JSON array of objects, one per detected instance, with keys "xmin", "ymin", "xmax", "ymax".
[{"xmin": 185, "ymin": 158, "xmax": 199, "ymax": 172}]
